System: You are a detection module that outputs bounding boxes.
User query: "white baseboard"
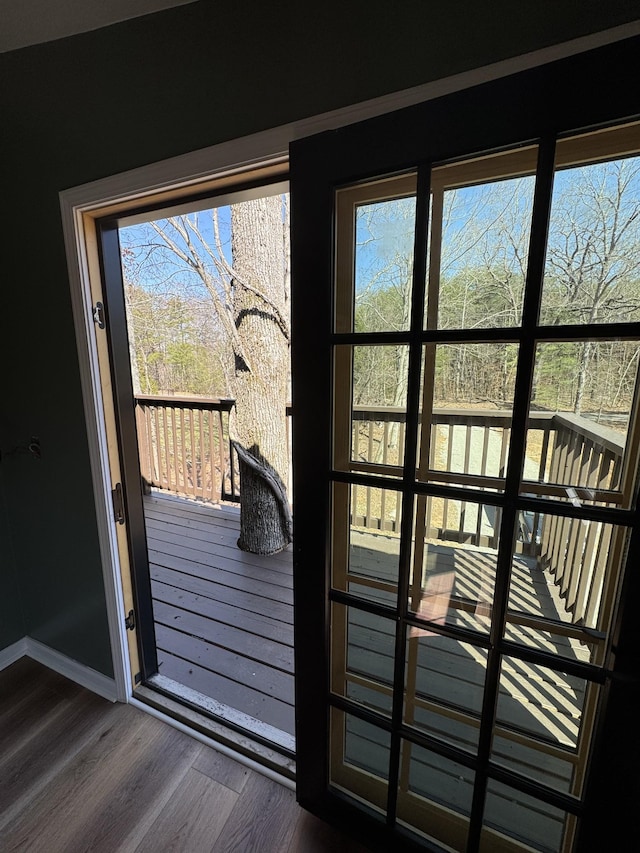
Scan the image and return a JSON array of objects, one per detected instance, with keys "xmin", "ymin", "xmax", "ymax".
[
  {"xmin": 0, "ymin": 636, "xmax": 118, "ymax": 702},
  {"xmin": 0, "ymin": 638, "xmax": 29, "ymax": 670}
]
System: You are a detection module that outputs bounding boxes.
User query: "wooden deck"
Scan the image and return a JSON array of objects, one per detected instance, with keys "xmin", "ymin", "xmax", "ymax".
[
  {"xmin": 144, "ymin": 492, "xmax": 585, "ymax": 846},
  {"xmin": 144, "ymin": 493, "xmax": 295, "ymax": 751}
]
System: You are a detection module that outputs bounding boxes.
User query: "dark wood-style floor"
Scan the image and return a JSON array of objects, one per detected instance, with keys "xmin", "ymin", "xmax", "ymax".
[{"xmin": 0, "ymin": 658, "xmax": 369, "ymax": 853}]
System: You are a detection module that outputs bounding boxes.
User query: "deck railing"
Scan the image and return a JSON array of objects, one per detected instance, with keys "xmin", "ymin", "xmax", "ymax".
[
  {"xmin": 135, "ymin": 395, "xmax": 624, "ymax": 625},
  {"xmin": 352, "ymin": 407, "xmax": 555, "ymax": 555},
  {"xmin": 135, "ymin": 395, "xmax": 238, "ymax": 503},
  {"xmin": 352, "ymin": 406, "xmax": 624, "ymax": 625},
  {"xmin": 535, "ymin": 413, "xmax": 624, "ymax": 625}
]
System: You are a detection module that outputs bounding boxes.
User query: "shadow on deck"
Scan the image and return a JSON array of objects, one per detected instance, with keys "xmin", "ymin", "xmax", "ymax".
[{"xmin": 143, "ymin": 490, "xmax": 585, "ymax": 833}]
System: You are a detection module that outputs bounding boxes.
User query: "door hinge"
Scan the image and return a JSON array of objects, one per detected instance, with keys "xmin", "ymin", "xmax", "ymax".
[
  {"xmin": 93, "ymin": 301, "xmax": 106, "ymax": 329},
  {"xmin": 125, "ymin": 610, "xmax": 136, "ymax": 631},
  {"xmin": 112, "ymin": 482, "xmax": 125, "ymax": 524}
]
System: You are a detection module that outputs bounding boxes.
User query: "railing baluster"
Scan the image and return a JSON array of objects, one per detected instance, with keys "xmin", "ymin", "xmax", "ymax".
[
  {"xmin": 135, "ymin": 403, "xmax": 150, "ymax": 485},
  {"xmin": 562, "ymin": 427, "xmax": 588, "ymax": 598},
  {"xmin": 180, "ymin": 409, "xmax": 190, "ymax": 497},
  {"xmin": 165, "ymin": 408, "xmax": 170, "ymax": 488},
  {"xmin": 480, "ymin": 424, "xmax": 490, "ymax": 478},
  {"xmin": 213, "ymin": 409, "xmax": 222, "ymax": 501},
  {"xmin": 564, "ymin": 516, "xmax": 582, "ymax": 612},
  {"xmin": 583, "ymin": 522, "xmax": 612, "ymax": 628},
  {"xmin": 152, "ymin": 405, "xmax": 159, "ymax": 486},
  {"xmin": 146, "ymin": 405, "xmax": 156, "ymax": 485},
  {"xmin": 169, "ymin": 406, "xmax": 176, "ymax": 490},
  {"xmin": 565, "ymin": 437, "xmax": 596, "ymax": 609},
  {"xmin": 551, "ymin": 425, "xmax": 570, "ymax": 590},
  {"xmin": 539, "ymin": 421, "xmax": 551, "ymax": 482},
  {"xmin": 198, "ymin": 409, "xmax": 205, "ymax": 500},
  {"xmin": 133, "ymin": 397, "xmax": 622, "ymax": 627},
  {"xmin": 567, "ymin": 517, "xmax": 589, "ymax": 616},
  {"xmin": 180, "ymin": 407, "xmax": 187, "ymax": 494},
  {"xmin": 458, "ymin": 423, "xmax": 472, "ymax": 543},
  {"xmin": 442, "ymin": 424, "xmax": 454, "ymax": 536}
]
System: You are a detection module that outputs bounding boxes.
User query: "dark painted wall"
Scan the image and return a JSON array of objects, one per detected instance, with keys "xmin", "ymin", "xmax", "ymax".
[
  {"xmin": 0, "ymin": 1, "xmax": 638, "ymax": 673},
  {"xmin": 0, "ymin": 470, "xmax": 24, "ymax": 650}
]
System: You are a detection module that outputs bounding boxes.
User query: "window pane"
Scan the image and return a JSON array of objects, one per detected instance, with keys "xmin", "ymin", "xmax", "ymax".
[
  {"xmin": 419, "ymin": 343, "xmax": 518, "ymax": 489},
  {"xmin": 507, "ymin": 515, "xmax": 628, "ymax": 665},
  {"xmin": 482, "ymin": 780, "xmax": 572, "ymax": 853},
  {"xmin": 404, "ymin": 634, "xmax": 485, "ymax": 751},
  {"xmin": 408, "ymin": 495, "xmax": 499, "ymax": 634},
  {"xmin": 335, "ymin": 174, "xmax": 417, "ymax": 333},
  {"xmin": 427, "ymin": 149, "xmax": 537, "ymax": 330},
  {"xmin": 331, "ymin": 483, "xmax": 400, "ymax": 606},
  {"xmin": 491, "ymin": 732, "xmax": 582, "ymax": 796},
  {"xmin": 333, "ymin": 344, "xmax": 407, "ymax": 478},
  {"xmin": 352, "ymin": 344, "xmax": 409, "ymax": 477},
  {"xmin": 397, "ymin": 741, "xmax": 474, "ymax": 849},
  {"xmin": 540, "ymin": 155, "xmax": 640, "ymax": 327},
  {"xmin": 496, "ymin": 656, "xmax": 587, "ymax": 750},
  {"xmin": 524, "ymin": 340, "xmax": 638, "ymax": 506},
  {"xmin": 352, "ymin": 405, "xmax": 406, "ymax": 476},
  {"xmin": 353, "ymin": 344, "xmax": 409, "ymax": 410},
  {"xmin": 331, "ymin": 603, "xmax": 394, "ymax": 716},
  {"xmin": 330, "ymin": 708, "xmax": 390, "ymax": 814},
  {"xmin": 355, "ymin": 196, "xmax": 416, "ymax": 333}
]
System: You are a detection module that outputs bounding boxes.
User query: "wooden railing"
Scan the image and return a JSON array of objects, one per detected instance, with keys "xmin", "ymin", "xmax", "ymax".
[
  {"xmin": 135, "ymin": 394, "xmax": 624, "ymax": 625},
  {"xmin": 536, "ymin": 413, "xmax": 624, "ymax": 625},
  {"xmin": 352, "ymin": 407, "xmax": 554, "ymax": 555},
  {"xmin": 352, "ymin": 405, "xmax": 624, "ymax": 625},
  {"xmin": 135, "ymin": 395, "xmax": 239, "ymax": 503}
]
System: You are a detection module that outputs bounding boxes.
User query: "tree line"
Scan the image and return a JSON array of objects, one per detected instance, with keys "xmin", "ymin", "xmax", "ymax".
[{"xmin": 353, "ymin": 156, "xmax": 640, "ymax": 421}]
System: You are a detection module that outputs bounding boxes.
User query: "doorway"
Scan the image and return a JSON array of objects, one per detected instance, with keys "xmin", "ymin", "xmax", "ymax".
[
  {"xmin": 96, "ymin": 175, "xmax": 295, "ymax": 761},
  {"xmin": 61, "ymin": 36, "xmax": 640, "ymax": 853}
]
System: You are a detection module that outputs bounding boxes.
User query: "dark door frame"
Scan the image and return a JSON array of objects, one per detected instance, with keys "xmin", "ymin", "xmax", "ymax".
[
  {"xmin": 290, "ymin": 35, "xmax": 640, "ymax": 853},
  {"xmin": 98, "ymin": 221, "xmax": 158, "ymax": 681}
]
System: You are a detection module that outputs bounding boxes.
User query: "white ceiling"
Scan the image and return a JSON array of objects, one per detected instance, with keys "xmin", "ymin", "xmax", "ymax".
[{"xmin": 0, "ymin": 0, "xmax": 198, "ymax": 53}]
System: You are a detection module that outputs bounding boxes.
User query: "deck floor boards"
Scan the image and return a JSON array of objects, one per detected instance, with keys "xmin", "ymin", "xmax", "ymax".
[
  {"xmin": 145, "ymin": 494, "xmax": 296, "ymax": 740},
  {"xmin": 144, "ymin": 492, "xmax": 586, "ymax": 771}
]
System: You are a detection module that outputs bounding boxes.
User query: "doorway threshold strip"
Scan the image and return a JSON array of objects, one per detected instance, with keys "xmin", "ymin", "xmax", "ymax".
[{"xmin": 147, "ymin": 673, "xmax": 296, "ymax": 755}]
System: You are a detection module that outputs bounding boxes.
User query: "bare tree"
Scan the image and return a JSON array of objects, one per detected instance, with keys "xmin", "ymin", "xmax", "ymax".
[
  {"xmin": 352, "ymin": 155, "xmax": 640, "ymax": 418},
  {"xmin": 543, "ymin": 158, "xmax": 640, "ymax": 413},
  {"xmin": 121, "ymin": 192, "xmax": 291, "ymax": 554}
]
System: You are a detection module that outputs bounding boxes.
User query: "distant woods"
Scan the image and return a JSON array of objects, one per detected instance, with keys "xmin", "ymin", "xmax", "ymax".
[
  {"xmin": 121, "ymin": 156, "xmax": 640, "ymax": 425},
  {"xmin": 121, "ymin": 193, "xmax": 291, "ymax": 554},
  {"xmin": 123, "ymin": 279, "xmax": 227, "ymax": 396},
  {"xmin": 352, "ymin": 156, "xmax": 640, "ymax": 420}
]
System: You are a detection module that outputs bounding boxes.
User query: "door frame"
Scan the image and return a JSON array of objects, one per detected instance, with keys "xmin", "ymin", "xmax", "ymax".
[
  {"xmin": 59, "ymin": 22, "xmax": 638, "ymax": 743},
  {"xmin": 93, "ymin": 171, "xmax": 292, "ymax": 689},
  {"xmin": 289, "ymin": 37, "xmax": 640, "ymax": 853}
]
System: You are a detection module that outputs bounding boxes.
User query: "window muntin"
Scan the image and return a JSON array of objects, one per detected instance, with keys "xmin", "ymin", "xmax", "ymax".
[{"xmin": 329, "ymin": 124, "xmax": 640, "ymax": 853}]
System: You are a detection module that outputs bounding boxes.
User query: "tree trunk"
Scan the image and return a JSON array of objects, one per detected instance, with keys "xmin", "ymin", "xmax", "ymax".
[
  {"xmin": 124, "ymin": 285, "xmax": 142, "ymax": 395},
  {"xmin": 230, "ymin": 196, "xmax": 291, "ymax": 554},
  {"xmin": 574, "ymin": 341, "xmax": 592, "ymax": 415}
]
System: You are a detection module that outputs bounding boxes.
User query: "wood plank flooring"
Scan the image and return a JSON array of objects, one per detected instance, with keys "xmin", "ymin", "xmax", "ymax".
[
  {"xmin": 144, "ymin": 494, "xmax": 295, "ymax": 744},
  {"xmin": 143, "ymin": 492, "xmax": 587, "ymax": 763},
  {"xmin": 0, "ymin": 658, "xmax": 369, "ymax": 853}
]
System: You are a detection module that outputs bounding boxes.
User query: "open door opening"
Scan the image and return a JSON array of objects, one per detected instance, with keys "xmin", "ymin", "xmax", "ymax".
[{"xmin": 97, "ymin": 174, "xmax": 295, "ymax": 765}]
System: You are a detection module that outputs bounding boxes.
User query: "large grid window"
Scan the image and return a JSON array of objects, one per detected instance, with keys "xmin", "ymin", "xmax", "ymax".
[{"xmin": 328, "ymin": 122, "xmax": 640, "ymax": 852}]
